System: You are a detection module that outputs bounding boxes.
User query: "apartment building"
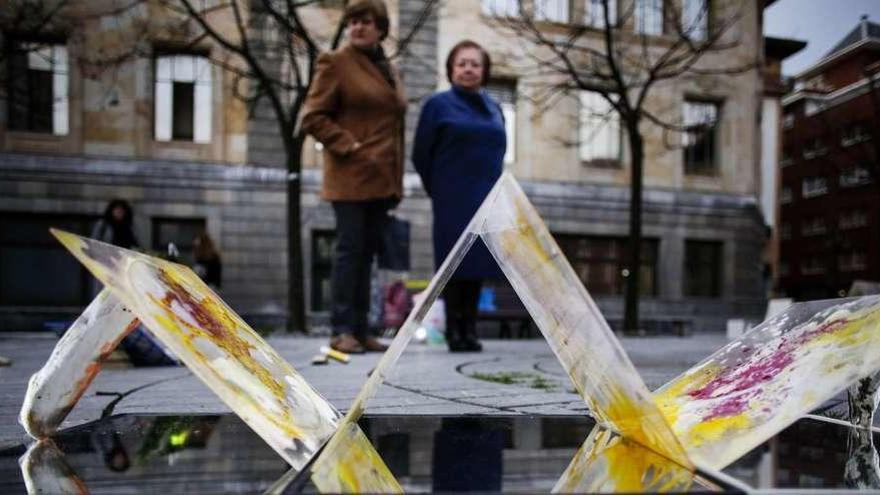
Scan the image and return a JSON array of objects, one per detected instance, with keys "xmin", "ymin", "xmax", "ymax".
[{"xmin": 777, "ymin": 16, "xmax": 880, "ymax": 300}]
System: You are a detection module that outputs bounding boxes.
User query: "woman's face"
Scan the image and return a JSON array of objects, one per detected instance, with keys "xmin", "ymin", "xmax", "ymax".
[
  {"xmin": 347, "ymin": 14, "xmax": 381, "ymax": 49},
  {"xmin": 451, "ymin": 47, "xmax": 484, "ymax": 92},
  {"xmin": 111, "ymin": 206, "xmax": 126, "ymax": 222}
]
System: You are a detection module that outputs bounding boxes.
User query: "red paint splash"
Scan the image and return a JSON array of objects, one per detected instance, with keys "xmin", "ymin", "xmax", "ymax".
[
  {"xmin": 155, "ymin": 269, "xmax": 285, "ymax": 399},
  {"xmin": 688, "ymin": 317, "xmax": 849, "ymax": 419}
]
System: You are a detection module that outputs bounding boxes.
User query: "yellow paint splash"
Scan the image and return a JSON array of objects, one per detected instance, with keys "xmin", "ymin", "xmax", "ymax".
[
  {"xmin": 601, "ymin": 383, "xmax": 693, "ymax": 469},
  {"xmin": 311, "ymin": 421, "xmax": 402, "ymax": 493},
  {"xmin": 685, "ymin": 412, "xmax": 751, "ymax": 447},
  {"xmin": 557, "ymin": 428, "xmax": 695, "ymax": 493}
]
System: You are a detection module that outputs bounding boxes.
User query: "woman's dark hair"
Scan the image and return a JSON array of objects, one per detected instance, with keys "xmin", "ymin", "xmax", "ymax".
[
  {"xmin": 194, "ymin": 231, "xmax": 220, "ymax": 262},
  {"xmin": 445, "ymin": 40, "xmax": 492, "ymax": 86},
  {"xmin": 102, "ymin": 198, "xmax": 133, "ymax": 227},
  {"xmin": 344, "ymin": 0, "xmax": 390, "ymax": 41}
]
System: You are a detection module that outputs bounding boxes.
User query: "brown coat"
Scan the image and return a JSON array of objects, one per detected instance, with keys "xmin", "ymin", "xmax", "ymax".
[{"xmin": 301, "ymin": 44, "xmax": 407, "ymax": 202}]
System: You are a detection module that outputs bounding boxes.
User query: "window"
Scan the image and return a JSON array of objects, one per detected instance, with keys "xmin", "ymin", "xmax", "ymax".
[
  {"xmin": 151, "ymin": 217, "xmax": 206, "ymax": 264},
  {"xmin": 534, "ymin": 0, "xmax": 569, "ymax": 22},
  {"xmin": 6, "ymin": 39, "xmax": 68, "ymax": 135},
  {"xmin": 780, "ymin": 186, "xmax": 792, "ymax": 204},
  {"xmin": 801, "ymin": 257, "xmax": 825, "ymax": 276},
  {"xmin": 683, "ymin": 99, "xmax": 720, "ymax": 175},
  {"xmin": 801, "ymin": 217, "xmax": 826, "ymax": 237},
  {"xmin": 555, "ymin": 235, "xmax": 658, "ymax": 296},
  {"xmin": 579, "ymin": 91, "xmax": 621, "ymax": 165},
  {"xmin": 486, "ymin": 80, "xmax": 517, "ymax": 165},
  {"xmin": 684, "ymin": 240, "xmax": 722, "ymax": 297},
  {"xmin": 0, "ymin": 213, "xmax": 96, "ymax": 306},
  {"xmin": 585, "ymin": 0, "xmax": 617, "ymax": 27},
  {"xmin": 839, "ymin": 164, "xmax": 872, "ymax": 188},
  {"xmin": 634, "ymin": 0, "xmax": 664, "ymax": 35},
  {"xmin": 804, "ymin": 98, "xmax": 825, "ymax": 116},
  {"xmin": 682, "ymin": 0, "xmax": 709, "ymax": 41},
  {"xmin": 783, "ymin": 113, "xmax": 794, "ymax": 129},
  {"xmin": 311, "ymin": 230, "xmax": 336, "ymax": 311},
  {"xmin": 802, "ymin": 138, "xmax": 826, "ymax": 159},
  {"xmin": 779, "ymin": 223, "xmax": 791, "ymax": 240},
  {"xmin": 481, "ymin": 0, "xmax": 519, "ymax": 17},
  {"xmin": 155, "ymin": 54, "xmax": 212, "ymax": 142},
  {"xmin": 841, "ymin": 124, "xmax": 871, "ymax": 147},
  {"xmin": 780, "ymin": 148, "xmax": 793, "ymax": 167},
  {"xmin": 801, "ymin": 177, "xmax": 827, "ymax": 198},
  {"xmin": 840, "ymin": 252, "xmax": 867, "ymax": 272},
  {"xmin": 839, "ymin": 209, "xmax": 868, "ymax": 230}
]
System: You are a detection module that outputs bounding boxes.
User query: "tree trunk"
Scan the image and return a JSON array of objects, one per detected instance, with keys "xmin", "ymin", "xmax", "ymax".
[
  {"xmin": 286, "ymin": 133, "xmax": 307, "ymax": 333},
  {"xmin": 623, "ymin": 121, "xmax": 644, "ymax": 335}
]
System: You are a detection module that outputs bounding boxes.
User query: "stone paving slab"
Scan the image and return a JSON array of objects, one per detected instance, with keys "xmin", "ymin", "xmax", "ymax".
[{"xmin": 0, "ymin": 331, "xmax": 734, "ymax": 446}]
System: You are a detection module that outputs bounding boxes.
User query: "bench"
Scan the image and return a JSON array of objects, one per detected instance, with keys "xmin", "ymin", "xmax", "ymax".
[
  {"xmin": 608, "ymin": 318, "xmax": 693, "ymax": 337},
  {"xmin": 477, "ymin": 283, "xmax": 534, "ymax": 339}
]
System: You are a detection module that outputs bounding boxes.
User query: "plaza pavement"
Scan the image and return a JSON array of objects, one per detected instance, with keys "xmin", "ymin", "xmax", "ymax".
[{"xmin": 0, "ymin": 331, "xmax": 769, "ymax": 449}]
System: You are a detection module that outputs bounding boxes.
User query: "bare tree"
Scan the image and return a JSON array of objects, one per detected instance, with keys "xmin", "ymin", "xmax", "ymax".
[{"xmin": 490, "ymin": 0, "xmax": 758, "ymax": 333}]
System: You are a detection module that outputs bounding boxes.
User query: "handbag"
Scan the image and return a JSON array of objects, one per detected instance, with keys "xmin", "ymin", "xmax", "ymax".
[{"xmin": 378, "ymin": 214, "xmax": 410, "ymax": 271}]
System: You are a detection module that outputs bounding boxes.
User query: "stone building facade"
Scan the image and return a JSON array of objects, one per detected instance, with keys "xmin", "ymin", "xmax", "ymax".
[
  {"xmin": 2, "ymin": 0, "xmax": 773, "ymax": 333},
  {"xmin": 367, "ymin": 0, "xmax": 772, "ymax": 332},
  {"xmin": 0, "ymin": 3, "xmax": 290, "ymax": 330}
]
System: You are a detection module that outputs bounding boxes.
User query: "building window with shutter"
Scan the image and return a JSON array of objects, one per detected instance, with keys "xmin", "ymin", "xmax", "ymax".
[
  {"xmin": 481, "ymin": 0, "xmax": 519, "ymax": 17},
  {"xmin": 681, "ymin": 0, "xmax": 710, "ymax": 41},
  {"xmin": 155, "ymin": 54, "xmax": 212, "ymax": 143},
  {"xmin": 6, "ymin": 39, "xmax": 68, "ymax": 135},
  {"xmin": 579, "ymin": 90, "xmax": 621, "ymax": 166},
  {"xmin": 486, "ymin": 79, "xmax": 517, "ymax": 165},
  {"xmin": 683, "ymin": 99, "xmax": 720, "ymax": 175},
  {"xmin": 634, "ymin": 0, "xmax": 664, "ymax": 35},
  {"xmin": 534, "ymin": 0, "xmax": 570, "ymax": 23},
  {"xmin": 584, "ymin": 0, "xmax": 618, "ymax": 28}
]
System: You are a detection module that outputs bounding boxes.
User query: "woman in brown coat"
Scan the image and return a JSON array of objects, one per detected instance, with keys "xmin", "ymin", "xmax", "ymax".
[{"xmin": 302, "ymin": 0, "xmax": 406, "ymax": 354}]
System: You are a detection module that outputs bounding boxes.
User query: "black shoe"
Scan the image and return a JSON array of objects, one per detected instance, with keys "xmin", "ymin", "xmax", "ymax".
[
  {"xmin": 461, "ymin": 335, "xmax": 483, "ymax": 352},
  {"xmin": 447, "ymin": 337, "xmax": 469, "ymax": 352}
]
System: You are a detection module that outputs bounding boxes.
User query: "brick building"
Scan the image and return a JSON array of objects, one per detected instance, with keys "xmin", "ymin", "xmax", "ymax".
[{"xmin": 777, "ymin": 16, "xmax": 880, "ymax": 300}]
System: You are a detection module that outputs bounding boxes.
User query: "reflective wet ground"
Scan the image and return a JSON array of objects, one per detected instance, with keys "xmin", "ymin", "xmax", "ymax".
[{"xmin": 0, "ymin": 413, "xmax": 874, "ymax": 493}]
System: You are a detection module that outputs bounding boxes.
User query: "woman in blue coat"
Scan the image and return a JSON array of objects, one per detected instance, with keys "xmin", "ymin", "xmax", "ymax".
[{"xmin": 412, "ymin": 40, "xmax": 506, "ymax": 352}]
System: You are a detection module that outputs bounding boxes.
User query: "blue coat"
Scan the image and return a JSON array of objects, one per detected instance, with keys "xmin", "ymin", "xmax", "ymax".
[{"xmin": 412, "ymin": 86, "xmax": 506, "ymax": 280}]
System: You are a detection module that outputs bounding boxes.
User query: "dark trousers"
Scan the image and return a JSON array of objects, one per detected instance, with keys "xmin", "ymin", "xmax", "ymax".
[
  {"xmin": 331, "ymin": 199, "xmax": 390, "ymax": 338},
  {"xmin": 443, "ymin": 279, "xmax": 482, "ymax": 340}
]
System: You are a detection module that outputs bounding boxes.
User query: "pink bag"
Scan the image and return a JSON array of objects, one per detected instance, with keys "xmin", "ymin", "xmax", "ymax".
[{"xmin": 383, "ymin": 280, "xmax": 412, "ymax": 330}]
